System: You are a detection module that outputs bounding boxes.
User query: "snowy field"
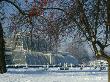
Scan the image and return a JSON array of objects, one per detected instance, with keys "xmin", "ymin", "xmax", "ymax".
[{"xmin": 0, "ymin": 67, "xmax": 108, "ymax": 82}]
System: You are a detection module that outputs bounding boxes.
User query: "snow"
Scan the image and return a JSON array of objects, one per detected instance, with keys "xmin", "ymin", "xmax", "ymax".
[{"xmin": 0, "ymin": 67, "xmax": 108, "ymax": 82}]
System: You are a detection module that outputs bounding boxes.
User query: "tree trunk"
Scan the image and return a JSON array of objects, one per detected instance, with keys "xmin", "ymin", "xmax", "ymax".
[
  {"xmin": 108, "ymin": 63, "xmax": 110, "ymax": 82},
  {"xmin": 107, "ymin": 0, "xmax": 110, "ymax": 81},
  {"xmin": 107, "ymin": 59, "xmax": 110, "ymax": 82},
  {"xmin": 0, "ymin": 22, "xmax": 7, "ymax": 73}
]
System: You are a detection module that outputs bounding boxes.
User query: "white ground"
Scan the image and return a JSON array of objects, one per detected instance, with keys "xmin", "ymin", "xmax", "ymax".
[{"xmin": 0, "ymin": 67, "xmax": 108, "ymax": 82}]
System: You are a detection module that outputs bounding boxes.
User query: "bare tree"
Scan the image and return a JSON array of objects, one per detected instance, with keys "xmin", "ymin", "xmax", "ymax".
[
  {"xmin": 66, "ymin": 0, "xmax": 110, "ymax": 81},
  {"xmin": 0, "ymin": 0, "xmax": 26, "ymax": 73}
]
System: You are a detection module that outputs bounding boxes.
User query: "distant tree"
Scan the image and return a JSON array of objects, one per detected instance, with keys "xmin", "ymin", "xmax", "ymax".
[{"xmin": 66, "ymin": 40, "xmax": 90, "ymax": 64}]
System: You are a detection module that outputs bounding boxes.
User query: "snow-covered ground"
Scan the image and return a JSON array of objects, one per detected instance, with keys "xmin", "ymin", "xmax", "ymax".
[{"xmin": 0, "ymin": 67, "xmax": 108, "ymax": 82}]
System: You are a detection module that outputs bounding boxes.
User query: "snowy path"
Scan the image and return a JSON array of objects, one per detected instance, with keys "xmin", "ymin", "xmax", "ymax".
[{"xmin": 0, "ymin": 68, "xmax": 108, "ymax": 82}]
